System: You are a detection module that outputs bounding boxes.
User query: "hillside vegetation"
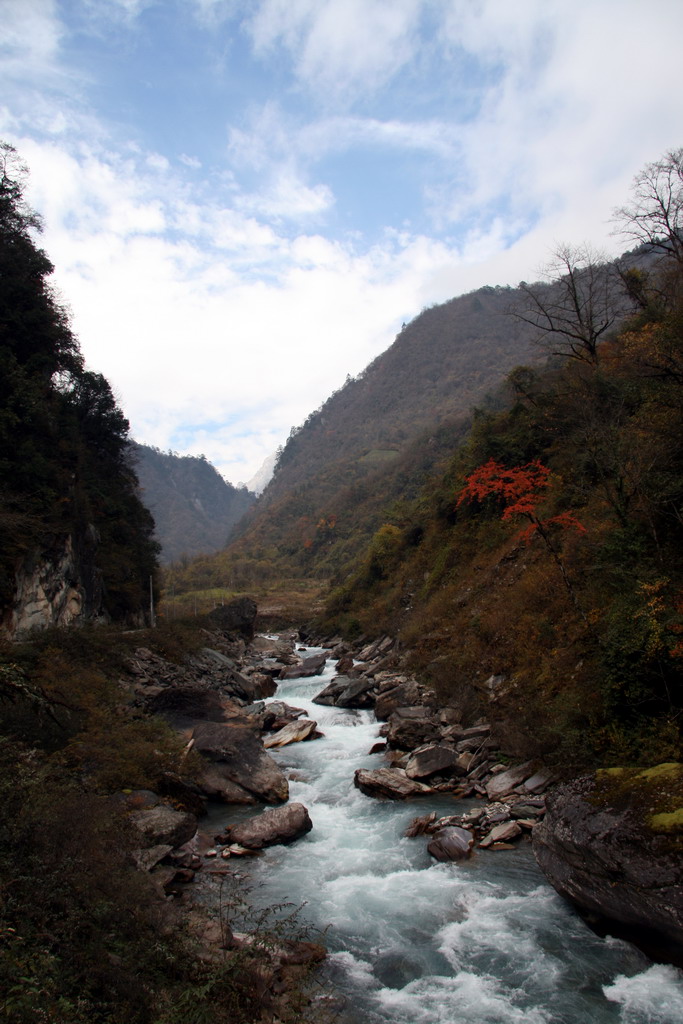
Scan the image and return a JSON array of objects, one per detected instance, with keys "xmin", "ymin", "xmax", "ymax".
[
  {"xmin": 165, "ymin": 281, "xmax": 547, "ymax": 601},
  {"xmin": 133, "ymin": 443, "xmax": 255, "ymax": 564},
  {"xmin": 0, "ymin": 143, "xmax": 159, "ymax": 627},
  {"xmin": 315, "ymin": 151, "xmax": 683, "ymax": 767}
]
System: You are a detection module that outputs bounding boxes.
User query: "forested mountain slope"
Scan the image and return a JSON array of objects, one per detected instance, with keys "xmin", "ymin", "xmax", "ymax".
[
  {"xmin": 176, "ymin": 283, "xmax": 547, "ymax": 593},
  {"xmin": 133, "ymin": 444, "xmax": 255, "ymax": 563},
  {"xmin": 314, "ymin": 151, "xmax": 683, "ymax": 767},
  {"xmin": 0, "ymin": 143, "xmax": 159, "ymax": 631}
]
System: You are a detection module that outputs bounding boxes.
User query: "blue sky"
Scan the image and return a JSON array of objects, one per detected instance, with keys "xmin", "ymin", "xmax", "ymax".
[{"xmin": 3, "ymin": 0, "xmax": 683, "ymax": 486}]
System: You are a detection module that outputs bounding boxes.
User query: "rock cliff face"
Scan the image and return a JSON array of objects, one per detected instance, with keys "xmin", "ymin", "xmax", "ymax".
[
  {"xmin": 6, "ymin": 530, "xmax": 105, "ymax": 636},
  {"xmin": 532, "ymin": 765, "xmax": 683, "ymax": 964}
]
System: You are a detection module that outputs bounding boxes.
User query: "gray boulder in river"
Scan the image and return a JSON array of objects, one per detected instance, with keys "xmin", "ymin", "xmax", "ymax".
[
  {"xmin": 219, "ymin": 802, "xmax": 313, "ymax": 849},
  {"xmin": 191, "ymin": 721, "xmax": 289, "ymax": 804},
  {"xmin": 533, "ymin": 763, "xmax": 683, "ymax": 964}
]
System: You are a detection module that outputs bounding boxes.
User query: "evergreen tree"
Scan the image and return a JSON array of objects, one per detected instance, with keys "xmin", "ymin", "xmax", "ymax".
[{"xmin": 0, "ymin": 143, "xmax": 159, "ymax": 623}]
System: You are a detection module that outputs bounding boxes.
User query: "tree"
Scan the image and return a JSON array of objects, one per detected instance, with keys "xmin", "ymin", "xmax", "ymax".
[
  {"xmin": 0, "ymin": 141, "xmax": 160, "ymax": 624},
  {"xmin": 514, "ymin": 243, "xmax": 628, "ymax": 364},
  {"xmin": 457, "ymin": 458, "xmax": 588, "ymax": 619},
  {"xmin": 613, "ymin": 148, "xmax": 683, "ymax": 267}
]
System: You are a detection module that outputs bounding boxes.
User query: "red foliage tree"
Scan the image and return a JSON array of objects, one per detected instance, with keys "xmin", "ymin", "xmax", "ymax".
[
  {"xmin": 457, "ymin": 459, "xmax": 588, "ymax": 620},
  {"xmin": 457, "ymin": 459, "xmax": 585, "ymax": 540}
]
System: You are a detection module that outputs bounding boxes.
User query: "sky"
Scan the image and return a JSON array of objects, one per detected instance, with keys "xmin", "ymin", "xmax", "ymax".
[{"xmin": 2, "ymin": 0, "xmax": 683, "ymax": 487}]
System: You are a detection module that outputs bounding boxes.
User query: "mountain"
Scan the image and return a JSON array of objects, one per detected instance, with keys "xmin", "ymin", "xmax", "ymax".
[
  {"xmin": 177, "ymin": 282, "xmax": 545, "ymax": 593},
  {"xmin": 245, "ymin": 451, "xmax": 277, "ymax": 495},
  {"xmin": 132, "ymin": 444, "xmax": 255, "ymax": 564}
]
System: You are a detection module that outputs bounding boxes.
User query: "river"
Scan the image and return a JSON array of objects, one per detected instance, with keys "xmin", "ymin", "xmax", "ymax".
[{"xmin": 208, "ymin": 645, "xmax": 683, "ymax": 1024}]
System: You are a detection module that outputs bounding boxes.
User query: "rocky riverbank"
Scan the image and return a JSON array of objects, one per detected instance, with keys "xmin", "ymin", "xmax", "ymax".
[{"xmin": 117, "ymin": 610, "xmax": 683, "ymax": 973}]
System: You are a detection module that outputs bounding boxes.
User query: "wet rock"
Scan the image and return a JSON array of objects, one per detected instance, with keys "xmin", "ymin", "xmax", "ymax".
[
  {"xmin": 198, "ymin": 768, "xmax": 260, "ymax": 804},
  {"xmin": 427, "ymin": 826, "xmax": 475, "ymax": 861},
  {"xmin": 479, "ymin": 821, "xmax": 522, "ymax": 848},
  {"xmin": 386, "ymin": 707, "xmax": 441, "ymax": 751},
  {"xmin": 405, "ymin": 744, "xmax": 461, "ymax": 780},
  {"xmin": 192, "ymin": 721, "xmax": 289, "ymax": 803},
  {"xmin": 335, "ymin": 676, "xmax": 376, "ymax": 709},
  {"xmin": 533, "ymin": 765, "xmax": 683, "ymax": 963},
  {"xmin": 263, "ymin": 718, "xmax": 318, "ymax": 748},
  {"xmin": 335, "ymin": 654, "xmax": 355, "ymax": 674},
  {"xmin": 373, "ymin": 951, "xmax": 424, "ymax": 988},
  {"xmin": 485, "ymin": 761, "xmax": 538, "ymax": 801},
  {"xmin": 353, "ymin": 767, "xmax": 433, "ymax": 800},
  {"xmin": 312, "ymin": 676, "xmax": 353, "ymax": 706},
  {"xmin": 280, "ymin": 652, "xmax": 327, "ymax": 679},
  {"xmin": 221, "ymin": 802, "xmax": 313, "ymax": 850},
  {"xmin": 405, "ymin": 811, "xmax": 437, "ymax": 837}
]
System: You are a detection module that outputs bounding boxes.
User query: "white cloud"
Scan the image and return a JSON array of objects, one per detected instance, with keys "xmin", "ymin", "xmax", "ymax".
[
  {"xmin": 247, "ymin": 0, "xmax": 423, "ymax": 99},
  {"xmin": 237, "ymin": 168, "xmax": 334, "ymax": 219},
  {"xmin": 4, "ymin": 0, "xmax": 683, "ymax": 486},
  {"xmin": 1, "ymin": 0, "xmax": 62, "ymax": 71}
]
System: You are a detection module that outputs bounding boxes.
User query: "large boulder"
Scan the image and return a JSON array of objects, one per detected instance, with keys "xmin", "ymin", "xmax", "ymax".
[
  {"xmin": 129, "ymin": 804, "xmax": 198, "ymax": 849},
  {"xmin": 533, "ymin": 764, "xmax": 683, "ymax": 963},
  {"xmin": 263, "ymin": 719, "xmax": 318, "ymax": 748},
  {"xmin": 405, "ymin": 744, "xmax": 462, "ymax": 780},
  {"xmin": 280, "ymin": 652, "xmax": 327, "ymax": 679},
  {"xmin": 335, "ymin": 676, "xmax": 376, "ymax": 709},
  {"xmin": 207, "ymin": 596, "xmax": 257, "ymax": 639},
  {"xmin": 485, "ymin": 760, "xmax": 538, "ymax": 801},
  {"xmin": 221, "ymin": 803, "xmax": 313, "ymax": 849},
  {"xmin": 312, "ymin": 676, "xmax": 352, "ymax": 706},
  {"xmin": 375, "ymin": 681, "xmax": 427, "ymax": 721},
  {"xmin": 192, "ymin": 721, "xmax": 289, "ymax": 803},
  {"xmin": 427, "ymin": 826, "xmax": 474, "ymax": 861},
  {"xmin": 150, "ymin": 686, "xmax": 243, "ymax": 730},
  {"xmin": 353, "ymin": 767, "xmax": 433, "ymax": 800},
  {"xmin": 386, "ymin": 707, "xmax": 441, "ymax": 751}
]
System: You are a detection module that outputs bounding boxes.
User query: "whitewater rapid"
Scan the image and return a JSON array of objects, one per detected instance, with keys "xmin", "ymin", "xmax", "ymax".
[{"xmin": 210, "ymin": 647, "xmax": 683, "ymax": 1024}]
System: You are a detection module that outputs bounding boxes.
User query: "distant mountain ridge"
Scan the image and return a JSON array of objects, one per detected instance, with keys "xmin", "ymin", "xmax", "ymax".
[
  {"xmin": 207, "ymin": 282, "xmax": 547, "ymax": 587},
  {"xmin": 133, "ymin": 444, "xmax": 255, "ymax": 564}
]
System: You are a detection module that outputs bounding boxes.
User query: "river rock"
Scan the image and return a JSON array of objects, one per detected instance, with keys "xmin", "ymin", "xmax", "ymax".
[
  {"xmin": 533, "ymin": 764, "xmax": 683, "ymax": 963},
  {"xmin": 263, "ymin": 719, "xmax": 318, "ymax": 748},
  {"xmin": 427, "ymin": 826, "xmax": 475, "ymax": 861},
  {"xmin": 192, "ymin": 721, "xmax": 289, "ymax": 803},
  {"xmin": 485, "ymin": 760, "xmax": 538, "ymax": 801},
  {"xmin": 405, "ymin": 811, "xmax": 437, "ymax": 837},
  {"xmin": 479, "ymin": 821, "xmax": 522, "ymax": 848},
  {"xmin": 222, "ymin": 803, "xmax": 313, "ymax": 849},
  {"xmin": 522, "ymin": 769, "xmax": 555, "ymax": 795},
  {"xmin": 375, "ymin": 681, "xmax": 428, "ymax": 721},
  {"xmin": 280, "ymin": 652, "xmax": 327, "ymax": 679},
  {"xmin": 405, "ymin": 744, "xmax": 461, "ymax": 780},
  {"xmin": 335, "ymin": 676, "xmax": 376, "ymax": 708},
  {"xmin": 386, "ymin": 707, "xmax": 441, "ymax": 750},
  {"xmin": 312, "ymin": 676, "xmax": 353, "ymax": 705},
  {"xmin": 150, "ymin": 686, "xmax": 243, "ymax": 730},
  {"xmin": 353, "ymin": 767, "xmax": 433, "ymax": 800},
  {"xmin": 129, "ymin": 804, "xmax": 198, "ymax": 849}
]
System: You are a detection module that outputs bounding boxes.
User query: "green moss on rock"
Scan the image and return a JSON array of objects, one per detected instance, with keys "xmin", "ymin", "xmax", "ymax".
[
  {"xmin": 650, "ymin": 808, "xmax": 683, "ymax": 832},
  {"xmin": 593, "ymin": 762, "xmax": 683, "ymax": 844}
]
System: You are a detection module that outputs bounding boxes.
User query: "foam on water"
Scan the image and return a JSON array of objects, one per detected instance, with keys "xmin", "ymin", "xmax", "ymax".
[
  {"xmin": 603, "ymin": 964, "xmax": 683, "ymax": 1023},
  {"xmin": 210, "ymin": 644, "xmax": 683, "ymax": 1023}
]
